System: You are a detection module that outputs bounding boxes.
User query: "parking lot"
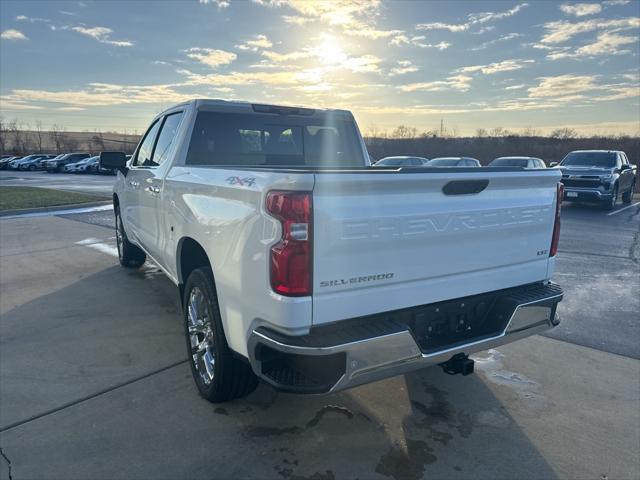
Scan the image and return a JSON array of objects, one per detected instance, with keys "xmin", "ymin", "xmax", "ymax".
[{"xmin": 1, "ymin": 174, "xmax": 639, "ymax": 480}]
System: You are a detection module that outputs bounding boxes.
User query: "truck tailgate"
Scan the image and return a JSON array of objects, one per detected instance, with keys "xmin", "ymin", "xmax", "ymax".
[{"xmin": 312, "ymin": 169, "xmax": 561, "ymax": 325}]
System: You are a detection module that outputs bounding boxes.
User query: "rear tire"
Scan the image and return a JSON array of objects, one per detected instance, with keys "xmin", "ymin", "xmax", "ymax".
[
  {"xmin": 183, "ymin": 267, "xmax": 258, "ymax": 403},
  {"xmin": 622, "ymin": 182, "xmax": 635, "ymax": 204},
  {"xmin": 115, "ymin": 206, "xmax": 146, "ymax": 268},
  {"xmin": 603, "ymin": 185, "xmax": 618, "ymax": 211},
  {"xmin": 56, "ymin": 165, "xmax": 64, "ymax": 173}
]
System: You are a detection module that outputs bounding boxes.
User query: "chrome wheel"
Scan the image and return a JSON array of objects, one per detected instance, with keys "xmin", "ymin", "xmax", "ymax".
[{"xmin": 187, "ymin": 287, "xmax": 215, "ymax": 385}]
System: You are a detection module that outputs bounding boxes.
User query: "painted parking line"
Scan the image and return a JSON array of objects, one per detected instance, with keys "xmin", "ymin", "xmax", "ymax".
[
  {"xmin": 607, "ymin": 201, "xmax": 640, "ymax": 216},
  {"xmin": 75, "ymin": 237, "xmax": 119, "ymax": 257},
  {"xmin": 0, "ymin": 204, "xmax": 113, "ymax": 220}
]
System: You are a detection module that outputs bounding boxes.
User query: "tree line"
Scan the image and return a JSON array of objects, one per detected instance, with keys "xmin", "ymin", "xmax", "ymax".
[
  {"xmin": 364, "ymin": 125, "xmax": 640, "ymax": 165},
  {"xmin": 0, "ymin": 118, "xmax": 139, "ymax": 156}
]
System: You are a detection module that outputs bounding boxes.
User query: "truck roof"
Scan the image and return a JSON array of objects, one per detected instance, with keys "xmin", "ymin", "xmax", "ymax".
[
  {"xmin": 157, "ymin": 98, "xmax": 352, "ymax": 117},
  {"xmin": 568, "ymin": 150, "xmax": 622, "ymax": 154}
]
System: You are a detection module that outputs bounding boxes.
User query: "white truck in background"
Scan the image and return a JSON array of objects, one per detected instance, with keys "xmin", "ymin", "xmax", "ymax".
[{"xmin": 101, "ymin": 99, "xmax": 564, "ymax": 402}]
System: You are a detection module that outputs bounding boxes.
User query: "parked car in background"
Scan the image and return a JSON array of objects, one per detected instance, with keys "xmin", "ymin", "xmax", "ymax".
[
  {"xmin": 38, "ymin": 154, "xmax": 64, "ymax": 169},
  {"xmin": 374, "ymin": 156, "xmax": 429, "ymax": 167},
  {"xmin": 489, "ymin": 157, "xmax": 546, "ymax": 168},
  {"xmin": 45, "ymin": 152, "xmax": 91, "ymax": 172},
  {"xmin": 64, "ymin": 156, "xmax": 98, "ymax": 173},
  {"xmin": 426, "ymin": 157, "xmax": 481, "ymax": 167},
  {"xmin": 19, "ymin": 154, "xmax": 56, "ymax": 171},
  {"xmin": 9, "ymin": 154, "xmax": 48, "ymax": 170},
  {"xmin": 93, "ymin": 154, "xmax": 129, "ymax": 174},
  {"xmin": 555, "ymin": 150, "xmax": 637, "ymax": 210},
  {"xmin": 0, "ymin": 156, "xmax": 23, "ymax": 169}
]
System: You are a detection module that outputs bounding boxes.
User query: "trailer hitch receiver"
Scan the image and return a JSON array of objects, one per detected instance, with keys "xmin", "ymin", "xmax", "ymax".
[{"xmin": 440, "ymin": 353, "xmax": 474, "ymax": 376}]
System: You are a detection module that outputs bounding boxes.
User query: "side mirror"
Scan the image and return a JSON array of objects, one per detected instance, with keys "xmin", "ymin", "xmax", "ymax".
[
  {"xmin": 550, "ymin": 162, "xmax": 558, "ymax": 167},
  {"xmin": 100, "ymin": 151, "xmax": 128, "ymax": 173},
  {"xmin": 620, "ymin": 164, "xmax": 631, "ymax": 171}
]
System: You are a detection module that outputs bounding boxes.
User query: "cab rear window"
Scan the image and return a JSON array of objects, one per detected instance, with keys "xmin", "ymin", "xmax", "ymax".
[{"xmin": 185, "ymin": 111, "xmax": 364, "ymax": 167}]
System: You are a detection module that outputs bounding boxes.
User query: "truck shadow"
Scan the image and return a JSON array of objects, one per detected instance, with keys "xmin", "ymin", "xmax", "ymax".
[{"xmin": 1, "ymin": 264, "xmax": 556, "ymax": 480}]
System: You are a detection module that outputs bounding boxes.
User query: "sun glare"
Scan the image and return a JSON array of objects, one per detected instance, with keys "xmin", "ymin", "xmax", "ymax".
[{"xmin": 314, "ymin": 34, "xmax": 348, "ymax": 66}]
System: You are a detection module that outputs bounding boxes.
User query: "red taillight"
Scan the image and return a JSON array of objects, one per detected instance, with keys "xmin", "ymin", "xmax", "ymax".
[
  {"xmin": 550, "ymin": 183, "xmax": 563, "ymax": 257},
  {"xmin": 266, "ymin": 191, "xmax": 312, "ymax": 296}
]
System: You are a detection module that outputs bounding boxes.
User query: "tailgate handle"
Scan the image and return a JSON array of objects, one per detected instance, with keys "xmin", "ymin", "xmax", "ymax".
[{"xmin": 442, "ymin": 180, "xmax": 489, "ymax": 195}]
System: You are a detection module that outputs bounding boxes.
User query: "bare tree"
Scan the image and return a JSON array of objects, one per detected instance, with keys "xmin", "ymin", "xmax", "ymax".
[
  {"xmin": 91, "ymin": 129, "xmax": 105, "ymax": 154},
  {"xmin": 550, "ymin": 128, "xmax": 578, "ymax": 140},
  {"xmin": 50, "ymin": 124, "xmax": 66, "ymax": 153},
  {"xmin": 475, "ymin": 128, "xmax": 488, "ymax": 138},
  {"xmin": 34, "ymin": 120, "xmax": 44, "ymax": 152},
  {"xmin": 0, "ymin": 117, "xmax": 7, "ymax": 154},
  {"xmin": 392, "ymin": 125, "xmax": 418, "ymax": 139},
  {"xmin": 60, "ymin": 133, "xmax": 78, "ymax": 152}
]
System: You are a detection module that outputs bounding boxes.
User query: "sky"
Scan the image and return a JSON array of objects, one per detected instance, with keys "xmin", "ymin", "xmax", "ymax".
[{"xmin": 1, "ymin": 0, "xmax": 639, "ymax": 136}]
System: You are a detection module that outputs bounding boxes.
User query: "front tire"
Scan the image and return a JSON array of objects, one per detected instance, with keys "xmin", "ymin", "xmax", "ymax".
[
  {"xmin": 603, "ymin": 185, "xmax": 618, "ymax": 211},
  {"xmin": 183, "ymin": 267, "xmax": 258, "ymax": 403},
  {"xmin": 622, "ymin": 181, "xmax": 635, "ymax": 204},
  {"xmin": 115, "ymin": 206, "xmax": 146, "ymax": 268},
  {"xmin": 29, "ymin": 165, "xmax": 36, "ymax": 171}
]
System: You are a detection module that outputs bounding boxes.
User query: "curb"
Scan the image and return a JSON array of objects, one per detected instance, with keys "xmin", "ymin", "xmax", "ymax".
[{"xmin": 0, "ymin": 200, "xmax": 112, "ymax": 217}]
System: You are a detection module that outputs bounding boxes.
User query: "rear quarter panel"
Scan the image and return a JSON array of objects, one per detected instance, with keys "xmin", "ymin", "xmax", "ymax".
[{"xmin": 164, "ymin": 166, "xmax": 315, "ymax": 357}]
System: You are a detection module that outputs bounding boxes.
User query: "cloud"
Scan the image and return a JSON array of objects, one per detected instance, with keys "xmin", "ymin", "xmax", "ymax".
[
  {"xmin": 471, "ymin": 32, "xmax": 522, "ymax": 50},
  {"xmin": 1, "ymin": 29, "xmax": 28, "ymax": 41},
  {"xmin": 389, "ymin": 60, "xmax": 419, "ymax": 76},
  {"xmin": 603, "ymin": 0, "xmax": 630, "ymax": 5},
  {"xmin": 505, "ymin": 84, "xmax": 527, "ymax": 90},
  {"xmin": 1, "ymin": 83, "xmax": 195, "ymax": 108},
  {"xmin": 548, "ymin": 31, "xmax": 637, "ymax": 59},
  {"xmin": 458, "ymin": 59, "xmax": 534, "ymax": 75},
  {"xmin": 417, "ymin": 3, "xmax": 528, "ymax": 32},
  {"xmin": 71, "ymin": 26, "xmax": 133, "ymax": 46},
  {"xmin": 559, "ymin": 3, "xmax": 602, "ymax": 16},
  {"xmin": 199, "ymin": 0, "xmax": 230, "ymax": 8},
  {"xmin": 236, "ymin": 34, "xmax": 273, "ymax": 51},
  {"xmin": 184, "ymin": 47, "xmax": 237, "ymax": 68},
  {"xmin": 528, "ymin": 74, "xmax": 598, "ymax": 98},
  {"xmin": 391, "ymin": 34, "xmax": 451, "ymax": 49},
  {"xmin": 258, "ymin": 0, "xmax": 405, "ymax": 40},
  {"xmin": 15, "ymin": 15, "xmax": 50, "ymax": 23},
  {"xmin": 399, "ymin": 75, "xmax": 473, "ymax": 92},
  {"xmin": 526, "ymin": 74, "xmax": 639, "ymax": 102},
  {"xmin": 539, "ymin": 17, "xmax": 640, "ymax": 44}
]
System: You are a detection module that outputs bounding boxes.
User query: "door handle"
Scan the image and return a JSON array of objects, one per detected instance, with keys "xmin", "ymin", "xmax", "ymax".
[
  {"xmin": 129, "ymin": 180, "xmax": 139, "ymax": 188},
  {"xmin": 145, "ymin": 185, "xmax": 161, "ymax": 194}
]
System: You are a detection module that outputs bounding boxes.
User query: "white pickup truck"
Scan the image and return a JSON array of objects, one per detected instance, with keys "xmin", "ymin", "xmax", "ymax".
[{"xmin": 101, "ymin": 99, "xmax": 564, "ymax": 403}]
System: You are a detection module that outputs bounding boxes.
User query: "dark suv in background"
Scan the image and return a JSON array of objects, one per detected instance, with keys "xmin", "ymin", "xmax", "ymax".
[
  {"xmin": 555, "ymin": 150, "xmax": 637, "ymax": 210},
  {"xmin": 44, "ymin": 153, "xmax": 91, "ymax": 172}
]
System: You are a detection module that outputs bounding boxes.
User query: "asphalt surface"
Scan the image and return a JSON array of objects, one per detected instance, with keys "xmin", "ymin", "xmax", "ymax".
[{"xmin": 0, "ymin": 177, "xmax": 639, "ymax": 479}]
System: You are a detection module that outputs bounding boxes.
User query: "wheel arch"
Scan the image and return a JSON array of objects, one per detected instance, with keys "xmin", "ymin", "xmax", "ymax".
[{"xmin": 176, "ymin": 236, "xmax": 213, "ymax": 301}]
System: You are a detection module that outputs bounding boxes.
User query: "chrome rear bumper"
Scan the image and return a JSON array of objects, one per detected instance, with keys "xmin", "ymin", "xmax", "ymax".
[{"xmin": 248, "ymin": 283, "xmax": 562, "ymax": 394}]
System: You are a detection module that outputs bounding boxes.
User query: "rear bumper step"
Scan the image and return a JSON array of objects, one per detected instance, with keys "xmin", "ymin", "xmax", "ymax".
[{"xmin": 248, "ymin": 282, "xmax": 563, "ymax": 394}]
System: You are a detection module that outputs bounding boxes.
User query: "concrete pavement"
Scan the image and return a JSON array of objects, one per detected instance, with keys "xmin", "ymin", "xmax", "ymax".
[{"xmin": 0, "ymin": 199, "xmax": 639, "ymax": 480}]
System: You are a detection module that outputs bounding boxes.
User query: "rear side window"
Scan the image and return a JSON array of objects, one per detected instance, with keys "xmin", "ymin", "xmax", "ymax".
[
  {"xmin": 134, "ymin": 120, "xmax": 161, "ymax": 167},
  {"xmin": 152, "ymin": 112, "xmax": 184, "ymax": 167},
  {"xmin": 185, "ymin": 111, "xmax": 364, "ymax": 167}
]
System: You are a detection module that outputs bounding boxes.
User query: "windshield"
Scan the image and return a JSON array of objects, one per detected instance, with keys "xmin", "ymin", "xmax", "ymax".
[
  {"xmin": 427, "ymin": 158, "xmax": 460, "ymax": 166},
  {"xmin": 490, "ymin": 158, "xmax": 529, "ymax": 167},
  {"xmin": 186, "ymin": 111, "xmax": 365, "ymax": 167},
  {"xmin": 561, "ymin": 152, "xmax": 616, "ymax": 168}
]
